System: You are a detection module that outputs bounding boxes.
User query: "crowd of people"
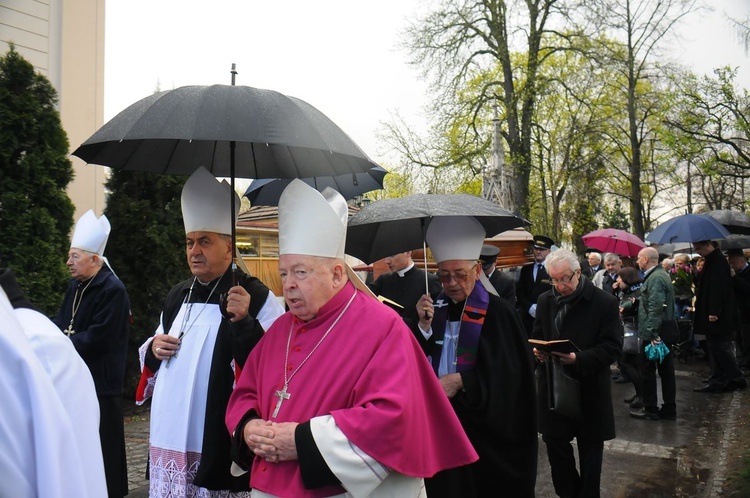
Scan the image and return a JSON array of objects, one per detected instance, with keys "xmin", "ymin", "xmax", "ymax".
[{"xmin": 4, "ymin": 172, "xmax": 750, "ymax": 498}]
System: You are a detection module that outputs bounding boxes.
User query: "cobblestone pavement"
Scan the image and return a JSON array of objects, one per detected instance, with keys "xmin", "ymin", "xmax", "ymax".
[{"xmin": 123, "ymin": 359, "xmax": 748, "ymax": 497}]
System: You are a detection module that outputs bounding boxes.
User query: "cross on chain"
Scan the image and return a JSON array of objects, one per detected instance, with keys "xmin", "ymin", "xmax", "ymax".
[{"xmin": 272, "ymin": 385, "xmax": 291, "ymax": 418}]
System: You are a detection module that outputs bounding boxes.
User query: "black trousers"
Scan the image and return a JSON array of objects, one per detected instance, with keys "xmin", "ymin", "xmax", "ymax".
[
  {"xmin": 542, "ymin": 434, "xmax": 604, "ymax": 498},
  {"xmin": 619, "ymin": 353, "xmax": 643, "ymax": 397},
  {"xmin": 639, "ymin": 345, "xmax": 676, "ymax": 415},
  {"xmin": 706, "ymin": 336, "xmax": 744, "ymax": 383},
  {"xmin": 99, "ymin": 395, "xmax": 128, "ymax": 498}
]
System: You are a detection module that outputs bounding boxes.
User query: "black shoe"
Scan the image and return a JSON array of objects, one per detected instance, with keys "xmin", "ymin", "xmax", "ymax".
[
  {"xmin": 624, "ymin": 395, "xmax": 636, "ymax": 404},
  {"xmin": 694, "ymin": 383, "xmax": 725, "ymax": 393},
  {"xmin": 614, "ymin": 375, "xmax": 631, "ymax": 384},
  {"xmin": 658, "ymin": 408, "xmax": 677, "ymax": 421},
  {"xmin": 630, "ymin": 408, "xmax": 659, "ymax": 420},
  {"xmin": 629, "ymin": 396, "xmax": 644, "ymax": 409},
  {"xmin": 724, "ymin": 378, "xmax": 748, "ymax": 392}
]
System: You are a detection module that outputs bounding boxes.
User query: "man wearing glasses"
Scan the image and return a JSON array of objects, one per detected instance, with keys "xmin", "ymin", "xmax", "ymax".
[
  {"xmin": 517, "ymin": 235, "xmax": 555, "ymax": 336},
  {"xmin": 531, "ymin": 249, "xmax": 622, "ymax": 498},
  {"xmin": 414, "ymin": 216, "xmax": 538, "ymax": 498}
]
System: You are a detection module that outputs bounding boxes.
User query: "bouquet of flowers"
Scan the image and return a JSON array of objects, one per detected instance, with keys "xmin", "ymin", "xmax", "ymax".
[{"xmin": 670, "ymin": 262, "xmax": 694, "ymax": 299}]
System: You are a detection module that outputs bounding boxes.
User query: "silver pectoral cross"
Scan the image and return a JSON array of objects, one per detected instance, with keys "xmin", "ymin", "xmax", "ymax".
[
  {"xmin": 64, "ymin": 322, "xmax": 75, "ymax": 336},
  {"xmin": 272, "ymin": 385, "xmax": 291, "ymax": 418}
]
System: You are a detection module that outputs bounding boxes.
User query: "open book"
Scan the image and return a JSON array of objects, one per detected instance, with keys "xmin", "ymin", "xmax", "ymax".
[{"xmin": 528, "ymin": 339, "xmax": 579, "ymax": 354}]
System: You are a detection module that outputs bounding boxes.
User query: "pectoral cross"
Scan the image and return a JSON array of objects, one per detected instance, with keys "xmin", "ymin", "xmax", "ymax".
[
  {"xmin": 64, "ymin": 322, "xmax": 75, "ymax": 336},
  {"xmin": 272, "ymin": 385, "xmax": 291, "ymax": 419}
]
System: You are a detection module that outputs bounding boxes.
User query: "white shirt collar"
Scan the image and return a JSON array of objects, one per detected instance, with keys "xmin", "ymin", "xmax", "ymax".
[{"xmin": 397, "ymin": 262, "xmax": 415, "ymax": 277}]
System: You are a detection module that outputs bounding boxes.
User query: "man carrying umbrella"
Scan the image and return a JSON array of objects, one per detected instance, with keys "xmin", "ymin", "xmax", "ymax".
[
  {"xmin": 225, "ymin": 181, "xmax": 477, "ymax": 497},
  {"xmin": 415, "ymin": 216, "xmax": 537, "ymax": 497},
  {"xmin": 136, "ymin": 167, "xmax": 285, "ymax": 497}
]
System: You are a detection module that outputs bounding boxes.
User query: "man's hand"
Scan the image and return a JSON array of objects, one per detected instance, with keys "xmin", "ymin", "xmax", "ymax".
[
  {"xmin": 225, "ymin": 285, "xmax": 251, "ymax": 322},
  {"xmin": 439, "ymin": 372, "xmax": 463, "ymax": 399},
  {"xmin": 243, "ymin": 419, "xmax": 299, "ymax": 463},
  {"xmin": 708, "ymin": 315, "xmax": 718, "ymax": 323},
  {"xmin": 416, "ymin": 294, "xmax": 434, "ymax": 330},
  {"xmin": 152, "ymin": 333, "xmax": 180, "ymax": 360},
  {"xmin": 552, "ymin": 351, "xmax": 577, "ymax": 365},
  {"xmin": 533, "ymin": 347, "xmax": 550, "ymax": 364},
  {"xmin": 270, "ymin": 422, "xmax": 299, "ymax": 462}
]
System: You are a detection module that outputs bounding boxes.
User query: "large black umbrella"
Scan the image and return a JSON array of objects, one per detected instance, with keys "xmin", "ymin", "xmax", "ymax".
[
  {"xmin": 73, "ymin": 80, "xmax": 382, "ymax": 289},
  {"xmin": 346, "ymin": 193, "xmax": 528, "ymax": 264},
  {"xmin": 703, "ymin": 210, "xmax": 750, "ymax": 235},
  {"xmin": 720, "ymin": 235, "xmax": 750, "ymax": 250},
  {"xmin": 245, "ymin": 167, "xmax": 387, "ymax": 206}
]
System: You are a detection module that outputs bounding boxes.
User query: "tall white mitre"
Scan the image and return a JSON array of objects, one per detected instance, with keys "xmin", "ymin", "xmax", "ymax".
[
  {"xmin": 70, "ymin": 209, "xmax": 111, "ymax": 256},
  {"xmin": 278, "ymin": 179, "xmax": 373, "ymax": 296},
  {"xmin": 181, "ymin": 166, "xmax": 240, "ymax": 235},
  {"xmin": 426, "ymin": 216, "xmax": 486, "ymax": 263}
]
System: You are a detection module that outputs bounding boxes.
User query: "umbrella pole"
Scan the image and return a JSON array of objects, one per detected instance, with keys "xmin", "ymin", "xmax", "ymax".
[{"xmin": 230, "ymin": 140, "xmax": 237, "ymax": 285}]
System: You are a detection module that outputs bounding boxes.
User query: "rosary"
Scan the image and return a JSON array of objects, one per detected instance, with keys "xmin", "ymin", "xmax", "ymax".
[{"xmin": 64, "ymin": 278, "xmax": 95, "ymax": 336}]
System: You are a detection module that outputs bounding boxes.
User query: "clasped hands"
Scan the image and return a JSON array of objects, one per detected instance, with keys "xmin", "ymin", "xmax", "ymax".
[{"xmin": 243, "ymin": 419, "xmax": 299, "ymax": 463}]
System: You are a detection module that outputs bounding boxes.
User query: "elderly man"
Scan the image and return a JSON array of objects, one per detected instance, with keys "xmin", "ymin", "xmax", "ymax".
[
  {"xmin": 582, "ymin": 251, "xmax": 603, "ymax": 279},
  {"xmin": 517, "ymin": 235, "xmax": 555, "ymax": 336},
  {"xmin": 532, "ymin": 249, "xmax": 622, "ymax": 498},
  {"xmin": 368, "ymin": 250, "xmax": 442, "ymax": 329},
  {"xmin": 592, "ymin": 253, "xmax": 622, "ymax": 296},
  {"xmin": 415, "ymin": 217, "xmax": 537, "ymax": 497},
  {"xmin": 136, "ymin": 167, "xmax": 285, "ymax": 497},
  {"xmin": 479, "ymin": 243, "xmax": 516, "ymax": 305},
  {"xmin": 692, "ymin": 240, "xmax": 746, "ymax": 393},
  {"xmin": 52, "ymin": 209, "xmax": 130, "ymax": 498},
  {"xmin": 630, "ymin": 247, "xmax": 677, "ymax": 421},
  {"xmin": 225, "ymin": 181, "xmax": 477, "ymax": 497}
]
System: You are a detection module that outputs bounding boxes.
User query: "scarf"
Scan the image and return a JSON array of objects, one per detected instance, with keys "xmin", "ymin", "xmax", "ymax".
[{"xmin": 430, "ymin": 282, "xmax": 489, "ymax": 374}]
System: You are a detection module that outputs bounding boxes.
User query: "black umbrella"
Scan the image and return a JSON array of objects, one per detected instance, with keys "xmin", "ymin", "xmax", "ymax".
[
  {"xmin": 703, "ymin": 210, "xmax": 750, "ymax": 235},
  {"xmin": 245, "ymin": 167, "xmax": 387, "ymax": 206},
  {"xmin": 346, "ymin": 193, "xmax": 527, "ymax": 264},
  {"xmin": 73, "ymin": 76, "xmax": 382, "ymax": 289},
  {"xmin": 720, "ymin": 234, "xmax": 750, "ymax": 250}
]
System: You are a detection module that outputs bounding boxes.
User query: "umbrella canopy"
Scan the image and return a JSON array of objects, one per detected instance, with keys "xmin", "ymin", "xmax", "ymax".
[
  {"xmin": 581, "ymin": 228, "xmax": 646, "ymax": 258},
  {"xmin": 720, "ymin": 234, "xmax": 750, "ymax": 250},
  {"xmin": 645, "ymin": 213, "xmax": 731, "ymax": 244},
  {"xmin": 652, "ymin": 242, "xmax": 694, "ymax": 255},
  {"xmin": 245, "ymin": 167, "xmax": 387, "ymax": 206},
  {"xmin": 345, "ymin": 193, "xmax": 528, "ymax": 264},
  {"xmin": 703, "ymin": 210, "xmax": 750, "ymax": 235},
  {"xmin": 72, "ymin": 84, "xmax": 381, "ymax": 179}
]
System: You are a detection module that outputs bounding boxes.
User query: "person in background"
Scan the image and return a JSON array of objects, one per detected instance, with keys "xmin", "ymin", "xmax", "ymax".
[
  {"xmin": 671, "ymin": 253, "xmax": 694, "ymax": 320},
  {"xmin": 226, "ymin": 181, "xmax": 477, "ymax": 497},
  {"xmin": 692, "ymin": 240, "xmax": 746, "ymax": 393},
  {"xmin": 616, "ymin": 267, "xmax": 645, "ymax": 411},
  {"xmin": 582, "ymin": 251, "xmax": 602, "ymax": 279},
  {"xmin": 517, "ymin": 235, "xmax": 555, "ymax": 336},
  {"xmin": 52, "ymin": 209, "xmax": 130, "ymax": 498},
  {"xmin": 532, "ymin": 248, "xmax": 622, "ymax": 498},
  {"xmin": 728, "ymin": 248, "xmax": 750, "ymax": 369},
  {"xmin": 416, "ymin": 216, "xmax": 537, "ymax": 497},
  {"xmin": 479, "ymin": 243, "xmax": 517, "ymax": 306},
  {"xmin": 592, "ymin": 253, "xmax": 622, "ymax": 296},
  {"xmin": 136, "ymin": 167, "xmax": 285, "ymax": 497}
]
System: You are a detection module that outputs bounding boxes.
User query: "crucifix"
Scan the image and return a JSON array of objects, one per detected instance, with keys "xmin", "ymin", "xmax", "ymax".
[{"xmin": 272, "ymin": 385, "xmax": 291, "ymax": 418}]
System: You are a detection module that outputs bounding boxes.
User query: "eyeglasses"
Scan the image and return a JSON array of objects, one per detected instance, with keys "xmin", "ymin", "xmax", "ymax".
[
  {"xmin": 437, "ymin": 263, "xmax": 478, "ymax": 283},
  {"xmin": 549, "ymin": 270, "xmax": 579, "ymax": 286}
]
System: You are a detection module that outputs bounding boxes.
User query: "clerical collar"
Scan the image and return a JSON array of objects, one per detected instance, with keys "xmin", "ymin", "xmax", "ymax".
[{"xmin": 397, "ymin": 262, "xmax": 415, "ymax": 277}]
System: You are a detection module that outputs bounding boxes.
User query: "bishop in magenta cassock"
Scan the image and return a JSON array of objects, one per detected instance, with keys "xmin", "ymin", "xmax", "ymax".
[{"xmin": 225, "ymin": 180, "xmax": 478, "ymax": 498}]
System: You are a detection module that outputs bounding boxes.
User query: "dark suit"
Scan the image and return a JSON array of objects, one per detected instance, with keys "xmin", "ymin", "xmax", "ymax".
[
  {"xmin": 582, "ymin": 265, "xmax": 601, "ymax": 280},
  {"xmin": 532, "ymin": 277, "xmax": 622, "ymax": 498},
  {"xmin": 487, "ymin": 268, "xmax": 516, "ymax": 306},
  {"xmin": 732, "ymin": 264, "xmax": 750, "ymax": 361},
  {"xmin": 516, "ymin": 262, "xmax": 552, "ymax": 336}
]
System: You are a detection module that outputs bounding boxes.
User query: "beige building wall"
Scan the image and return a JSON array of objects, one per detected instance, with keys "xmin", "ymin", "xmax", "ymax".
[{"xmin": 1, "ymin": 0, "xmax": 106, "ymax": 220}]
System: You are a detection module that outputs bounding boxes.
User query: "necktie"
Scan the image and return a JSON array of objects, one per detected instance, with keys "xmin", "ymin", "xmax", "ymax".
[{"xmin": 536, "ymin": 263, "xmax": 543, "ymax": 282}]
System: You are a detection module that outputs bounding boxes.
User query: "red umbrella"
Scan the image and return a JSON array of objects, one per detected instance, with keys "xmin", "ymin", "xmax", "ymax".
[{"xmin": 582, "ymin": 228, "xmax": 646, "ymax": 258}]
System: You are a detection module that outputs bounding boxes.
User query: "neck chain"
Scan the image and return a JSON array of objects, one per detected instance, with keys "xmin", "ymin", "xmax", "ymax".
[
  {"xmin": 272, "ymin": 289, "xmax": 357, "ymax": 419},
  {"xmin": 64, "ymin": 277, "xmax": 95, "ymax": 336}
]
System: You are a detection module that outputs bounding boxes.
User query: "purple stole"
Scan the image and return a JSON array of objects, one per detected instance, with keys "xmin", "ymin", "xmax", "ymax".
[{"xmin": 430, "ymin": 283, "xmax": 489, "ymax": 374}]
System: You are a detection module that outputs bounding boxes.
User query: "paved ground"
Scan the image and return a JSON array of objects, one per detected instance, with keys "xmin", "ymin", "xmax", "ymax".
[{"xmin": 124, "ymin": 356, "xmax": 748, "ymax": 497}]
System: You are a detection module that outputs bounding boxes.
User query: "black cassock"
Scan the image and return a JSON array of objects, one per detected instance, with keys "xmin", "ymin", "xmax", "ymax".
[{"xmin": 415, "ymin": 293, "xmax": 538, "ymax": 498}]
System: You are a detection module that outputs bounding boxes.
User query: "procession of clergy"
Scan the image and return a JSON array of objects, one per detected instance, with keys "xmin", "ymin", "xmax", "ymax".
[{"xmin": 2, "ymin": 166, "xmax": 600, "ymax": 498}]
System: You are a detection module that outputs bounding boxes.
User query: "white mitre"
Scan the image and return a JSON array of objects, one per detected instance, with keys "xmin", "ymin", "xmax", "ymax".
[
  {"xmin": 181, "ymin": 166, "xmax": 240, "ymax": 235},
  {"xmin": 278, "ymin": 179, "xmax": 373, "ymax": 296},
  {"xmin": 70, "ymin": 209, "xmax": 111, "ymax": 256},
  {"xmin": 426, "ymin": 216, "xmax": 486, "ymax": 263}
]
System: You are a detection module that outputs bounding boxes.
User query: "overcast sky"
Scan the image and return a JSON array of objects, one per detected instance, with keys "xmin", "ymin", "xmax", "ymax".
[{"xmin": 105, "ymin": 0, "xmax": 750, "ymax": 167}]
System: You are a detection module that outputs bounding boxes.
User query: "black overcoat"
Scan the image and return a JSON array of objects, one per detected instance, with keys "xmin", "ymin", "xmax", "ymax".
[{"xmin": 693, "ymin": 248, "xmax": 738, "ymax": 340}]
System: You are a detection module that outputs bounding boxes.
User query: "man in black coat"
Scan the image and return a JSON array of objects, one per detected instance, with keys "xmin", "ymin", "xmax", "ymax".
[
  {"xmin": 479, "ymin": 244, "xmax": 516, "ymax": 306},
  {"xmin": 415, "ymin": 216, "xmax": 537, "ymax": 498},
  {"xmin": 729, "ymin": 248, "xmax": 750, "ymax": 367},
  {"xmin": 516, "ymin": 235, "xmax": 554, "ymax": 336},
  {"xmin": 52, "ymin": 210, "xmax": 131, "ymax": 498},
  {"xmin": 692, "ymin": 240, "xmax": 746, "ymax": 392},
  {"xmin": 532, "ymin": 248, "xmax": 622, "ymax": 498}
]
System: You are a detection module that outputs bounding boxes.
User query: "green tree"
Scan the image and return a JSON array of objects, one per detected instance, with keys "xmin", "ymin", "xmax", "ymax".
[
  {"xmin": 103, "ymin": 170, "xmax": 188, "ymax": 394},
  {"xmin": 0, "ymin": 45, "xmax": 74, "ymax": 315}
]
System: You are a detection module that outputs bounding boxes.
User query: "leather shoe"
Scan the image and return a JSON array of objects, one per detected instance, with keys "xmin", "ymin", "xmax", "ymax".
[
  {"xmin": 630, "ymin": 408, "xmax": 659, "ymax": 420},
  {"xmin": 724, "ymin": 378, "xmax": 748, "ymax": 392},
  {"xmin": 658, "ymin": 409, "xmax": 677, "ymax": 421},
  {"xmin": 623, "ymin": 395, "xmax": 636, "ymax": 404},
  {"xmin": 629, "ymin": 396, "xmax": 644, "ymax": 409},
  {"xmin": 693, "ymin": 383, "xmax": 725, "ymax": 393}
]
